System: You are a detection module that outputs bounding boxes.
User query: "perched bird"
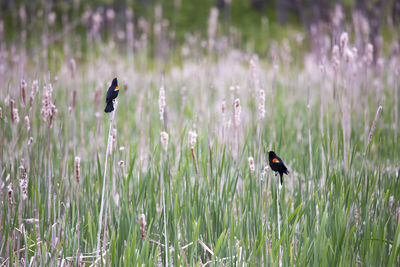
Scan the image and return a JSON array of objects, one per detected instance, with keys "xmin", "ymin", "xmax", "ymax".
[
  {"xmin": 104, "ymin": 78, "xmax": 119, "ymax": 113},
  {"xmin": 268, "ymin": 151, "xmax": 289, "ymax": 185}
]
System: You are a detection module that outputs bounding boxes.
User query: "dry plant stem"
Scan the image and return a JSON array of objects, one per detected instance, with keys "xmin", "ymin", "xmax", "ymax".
[
  {"xmin": 395, "ymin": 78, "xmax": 398, "ymax": 140},
  {"xmin": 76, "ymin": 182, "xmax": 80, "ymax": 266},
  {"xmin": 161, "ymin": 152, "xmax": 169, "ymax": 266},
  {"xmin": 276, "ymin": 175, "xmax": 282, "ymax": 267},
  {"xmin": 96, "ymin": 106, "xmax": 115, "ymax": 261},
  {"xmin": 191, "ymin": 148, "xmax": 199, "ymax": 175},
  {"xmin": 307, "ymin": 89, "xmax": 313, "ymax": 178}
]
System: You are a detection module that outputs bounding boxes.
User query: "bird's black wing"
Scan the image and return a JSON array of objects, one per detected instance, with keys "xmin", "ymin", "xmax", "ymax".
[
  {"xmin": 106, "ymin": 87, "xmax": 113, "ymax": 103},
  {"xmin": 277, "ymin": 156, "xmax": 289, "ymax": 174}
]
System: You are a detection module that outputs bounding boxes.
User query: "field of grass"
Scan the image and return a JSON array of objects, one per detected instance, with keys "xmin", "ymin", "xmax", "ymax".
[{"xmin": 1, "ymin": 5, "xmax": 400, "ymax": 266}]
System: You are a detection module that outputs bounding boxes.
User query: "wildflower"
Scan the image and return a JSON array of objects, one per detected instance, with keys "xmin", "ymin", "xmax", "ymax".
[
  {"xmin": 248, "ymin": 157, "xmax": 255, "ymax": 173},
  {"xmin": 118, "ymin": 160, "xmax": 125, "ymax": 167},
  {"xmin": 160, "ymin": 131, "xmax": 168, "ymax": 151},
  {"xmin": 75, "ymin": 157, "xmax": 81, "ymax": 183}
]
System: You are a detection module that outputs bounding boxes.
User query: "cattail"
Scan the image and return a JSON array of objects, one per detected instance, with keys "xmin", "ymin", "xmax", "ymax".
[
  {"xmin": 69, "ymin": 90, "xmax": 77, "ymax": 113},
  {"xmin": 10, "ymin": 99, "xmax": 15, "ymax": 123},
  {"xmin": 258, "ymin": 89, "xmax": 265, "ymax": 119},
  {"xmin": 207, "ymin": 7, "xmax": 219, "ymax": 52},
  {"xmin": 118, "ymin": 160, "xmax": 124, "ymax": 167},
  {"xmin": 248, "ymin": 157, "xmax": 255, "ymax": 173},
  {"xmin": 19, "ymin": 168, "xmax": 28, "ymax": 201},
  {"xmin": 234, "ymin": 98, "xmax": 241, "ymax": 127},
  {"xmin": 75, "ymin": 157, "xmax": 81, "ymax": 183},
  {"xmin": 261, "ymin": 165, "xmax": 269, "ymax": 182},
  {"xmin": 112, "ymin": 127, "xmax": 117, "ymax": 150},
  {"xmin": 41, "ymin": 84, "xmax": 57, "ymax": 128},
  {"xmin": 367, "ymin": 105, "xmax": 383, "ymax": 146},
  {"xmin": 332, "ymin": 45, "xmax": 340, "ymax": 70},
  {"xmin": 159, "ymin": 85, "xmax": 166, "ymax": 121},
  {"xmin": 366, "ymin": 43, "xmax": 374, "ymax": 65},
  {"xmin": 160, "ymin": 131, "xmax": 168, "ymax": 151},
  {"xmin": 20, "ymin": 79, "xmax": 26, "ymax": 106},
  {"xmin": 344, "ymin": 48, "xmax": 354, "ymax": 63},
  {"xmin": 139, "ymin": 214, "xmax": 147, "ymax": 240},
  {"xmin": 30, "ymin": 80, "xmax": 39, "ymax": 106},
  {"xmin": 188, "ymin": 130, "xmax": 197, "ymax": 149},
  {"xmin": 339, "ymin": 32, "xmax": 348, "ymax": 52},
  {"xmin": 388, "ymin": 195, "xmax": 394, "ymax": 210},
  {"xmin": 69, "ymin": 58, "xmax": 76, "ymax": 79},
  {"xmin": 10, "ymin": 99, "xmax": 20, "ymax": 124},
  {"xmin": 7, "ymin": 184, "xmax": 13, "ymax": 205},
  {"xmin": 24, "ymin": 116, "xmax": 30, "ymax": 131}
]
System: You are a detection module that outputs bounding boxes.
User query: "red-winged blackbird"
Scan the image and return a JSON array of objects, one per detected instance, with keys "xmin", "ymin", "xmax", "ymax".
[
  {"xmin": 104, "ymin": 78, "xmax": 119, "ymax": 113},
  {"xmin": 268, "ymin": 151, "xmax": 289, "ymax": 185}
]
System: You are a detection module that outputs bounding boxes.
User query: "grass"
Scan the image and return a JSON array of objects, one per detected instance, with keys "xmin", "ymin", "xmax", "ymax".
[{"xmin": 0, "ymin": 10, "xmax": 399, "ymax": 267}]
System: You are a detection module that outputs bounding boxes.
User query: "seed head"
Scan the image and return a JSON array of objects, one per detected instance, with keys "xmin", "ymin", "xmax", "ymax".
[
  {"xmin": 367, "ymin": 105, "xmax": 383, "ymax": 145},
  {"xmin": 41, "ymin": 84, "xmax": 57, "ymax": 128},
  {"xmin": 139, "ymin": 214, "xmax": 147, "ymax": 240},
  {"xmin": 112, "ymin": 127, "xmax": 117, "ymax": 150},
  {"xmin": 7, "ymin": 184, "xmax": 13, "ymax": 205},
  {"xmin": 69, "ymin": 58, "xmax": 76, "ymax": 79},
  {"xmin": 339, "ymin": 32, "xmax": 348, "ymax": 51},
  {"xmin": 25, "ymin": 116, "xmax": 30, "ymax": 131},
  {"xmin": 366, "ymin": 43, "xmax": 374, "ymax": 65},
  {"xmin": 19, "ymin": 173, "xmax": 28, "ymax": 201},
  {"xmin": 75, "ymin": 156, "xmax": 81, "ymax": 183},
  {"xmin": 188, "ymin": 130, "xmax": 197, "ymax": 149},
  {"xmin": 118, "ymin": 160, "xmax": 125, "ymax": 167},
  {"xmin": 30, "ymin": 80, "xmax": 39, "ymax": 106},
  {"xmin": 159, "ymin": 85, "xmax": 166, "ymax": 121},
  {"xmin": 234, "ymin": 98, "xmax": 241, "ymax": 127},
  {"xmin": 258, "ymin": 89, "xmax": 265, "ymax": 119},
  {"xmin": 160, "ymin": 131, "xmax": 168, "ymax": 151},
  {"xmin": 248, "ymin": 157, "xmax": 255, "ymax": 173},
  {"xmin": 20, "ymin": 79, "xmax": 26, "ymax": 105}
]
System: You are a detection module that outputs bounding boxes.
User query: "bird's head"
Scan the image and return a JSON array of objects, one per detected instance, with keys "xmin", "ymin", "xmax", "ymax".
[
  {"xmin": 268, "ymin": 151, "xmax": 276, "ymax": 158},
  {"xmin": 112, "ymin": 77, "xmax": 119, "ymax": 91}
]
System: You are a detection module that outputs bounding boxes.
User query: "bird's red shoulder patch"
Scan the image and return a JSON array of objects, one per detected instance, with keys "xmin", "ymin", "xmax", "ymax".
[{"xmin": 272, "ymin": 158, "xmax": 279, "ymax": 163}]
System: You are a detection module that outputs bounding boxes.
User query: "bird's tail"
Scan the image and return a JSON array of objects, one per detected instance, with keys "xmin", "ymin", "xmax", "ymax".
[
  {"xmin": 104, "ymin": 102, "xmax": 114, "ymax": 113},
  {"xmin": 279, "ymin": 172, "xmax": 283, "ymax": 185}
]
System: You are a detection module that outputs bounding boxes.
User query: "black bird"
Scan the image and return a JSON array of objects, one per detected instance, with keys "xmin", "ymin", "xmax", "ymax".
[
  {"xmin": 268, "ymin": 151, "xmax": 289, "ymax": 185},
  {"xmin": 104, "ymin": 78, "xmax": 119, "ymax": 113}
]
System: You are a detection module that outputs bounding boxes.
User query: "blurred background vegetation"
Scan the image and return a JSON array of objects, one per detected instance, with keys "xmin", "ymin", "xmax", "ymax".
[{"xmin": 1, "ymin": 0, "xmax": 398, "ymax": 61}]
